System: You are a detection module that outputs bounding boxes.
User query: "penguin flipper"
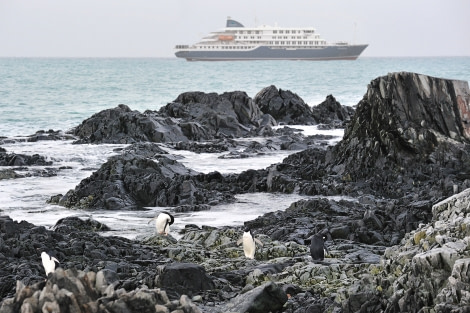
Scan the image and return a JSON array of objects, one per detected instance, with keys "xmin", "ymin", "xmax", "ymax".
[{"xmin": 254, "ymin": 238, "xmax": 263, "ymax": 247}]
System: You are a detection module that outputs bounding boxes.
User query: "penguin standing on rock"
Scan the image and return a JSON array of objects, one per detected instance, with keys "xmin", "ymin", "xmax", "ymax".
[
  {"xmin": 148, "ymin": 211, "xmax": 174, "ymax": 235},
  {"xmin": 310, "ymin": 234, "xmax": 329, "ymax": 262},
  {"xmin": 237, "ymin": 228, "xmax": 263, "ymax": 259},
  {"xmin": 41, "ymin": 251, "xmax": 60, "ymax": 278}
]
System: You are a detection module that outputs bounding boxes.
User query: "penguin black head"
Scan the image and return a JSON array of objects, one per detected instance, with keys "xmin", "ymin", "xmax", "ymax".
[{"xmin": 162, "ymin": 211, "xmax": 175, "ymax": 225}]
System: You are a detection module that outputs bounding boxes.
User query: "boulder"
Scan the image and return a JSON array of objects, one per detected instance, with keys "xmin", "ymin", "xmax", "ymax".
[
  {"xmin": 0, "ymin": 151, "xmax": 52, "ymax": 167},
  {"xmin": 55, "ymin": 143, "xmax": 234, "ymax": 210},
  {"xmin": 155, "ymin": 263, "xmax": 215, "ymax": 299},
  {"xmin": 72, "ymin": 104, "xmax": 198, "ymax": 144},
  {"xmin": 267, "ymin": 72, "xmax": 470, "ymax": 203},
  {"xmin": 333, "ymin": 71, "xmax": 470, "ymax": 179},
  {"xmin": 161, "ymin": 90, "xmax": 276, "ymax": 138},
  {"xmin": 221, "ymin": 281, "xmax": 287, "ymax": 313},
  {"xmin": 254, "ymin": 85, "xmax": 317, "ymax": 125},
  {"xmin": 311, "ymin": 94, "xmax": 355, "ymax": 128}
]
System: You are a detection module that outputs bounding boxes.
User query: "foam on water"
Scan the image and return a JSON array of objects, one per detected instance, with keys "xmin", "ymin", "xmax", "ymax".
[{"xmin": 0, "ymin": 126, "xmax": 345, "ymax": 239}]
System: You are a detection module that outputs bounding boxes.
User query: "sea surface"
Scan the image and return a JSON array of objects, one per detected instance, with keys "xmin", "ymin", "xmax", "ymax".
[{"xmin": 1, "ymin": 57, "xmax": 469, "ymax": 239}]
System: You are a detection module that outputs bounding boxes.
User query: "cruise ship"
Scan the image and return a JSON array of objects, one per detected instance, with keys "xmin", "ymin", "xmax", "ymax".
[{"xmin": 175, "ymin": 17, "xmax": 368, "ymax": 61}]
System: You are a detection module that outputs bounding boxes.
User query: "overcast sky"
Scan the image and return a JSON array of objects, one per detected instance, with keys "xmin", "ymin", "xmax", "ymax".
[{"xmin": 1, "ymin": 0, "xmax": 469, "ymax": 58}]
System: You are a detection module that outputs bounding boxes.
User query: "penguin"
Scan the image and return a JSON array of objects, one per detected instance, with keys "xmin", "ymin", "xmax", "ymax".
[
  {"xmin": 148, "ymin": 211, "xmax": 174, "ymax": 235},
  {"xmin": 237, "ymin": 228, "xmax": 263, "ymax": 259},
  {"xmin": 41, "ymin": 251, "xmax": 60, "ymax": 277},
  {"xmin": 309, "ymin": 234, "xmax": 329, "ymax": 261}
]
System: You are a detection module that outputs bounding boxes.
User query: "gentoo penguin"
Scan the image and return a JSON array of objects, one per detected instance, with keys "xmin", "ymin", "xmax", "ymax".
[
  {"xmin": 148, "ymin": 211, "xmax": 174, "ymax": 235},
  {"xmin": 237, "ymin": 229, "xmax": 263, "ymax": 259},
  {"xmin": 310, "ymin": 234, "xmax": 329, "ymax": 261},
  {"xmin": 41, "ymin": 251, "xmax": 60, "ymax": 277}
]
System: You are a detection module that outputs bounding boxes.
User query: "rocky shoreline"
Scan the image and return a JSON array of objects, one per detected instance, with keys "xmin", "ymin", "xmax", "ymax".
[{"xmin": 1, "ymin": 72, "xmax": 470, "ymax": 312}]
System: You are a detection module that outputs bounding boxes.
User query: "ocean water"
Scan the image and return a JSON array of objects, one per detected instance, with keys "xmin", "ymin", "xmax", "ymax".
[{"xmin": 0, "ymin": 57, "xmax": 469, "ymax": 239}]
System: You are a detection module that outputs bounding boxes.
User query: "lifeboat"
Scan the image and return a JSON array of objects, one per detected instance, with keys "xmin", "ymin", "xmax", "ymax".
[{"xmin": 218, "ymin": 35, "xmax": 234, "ymax": 41}]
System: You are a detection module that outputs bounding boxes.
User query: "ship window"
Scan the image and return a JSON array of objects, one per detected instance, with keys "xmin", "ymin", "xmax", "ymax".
[
  {"xmin": 247, "ymin": 31, "xmax": 251, "ymax": 34},
  {"xmin": 286, "ymin": 30, "xmax": 290, "ymax": 34},
  {"xmin": 280, "ymin": 41, "xmax": 285, "ymax": 44},
  {"xmin": 292, "ymin": 30, "xmax": 296, "ymax": 34},
  {"xmin": 279, "ymin": 30, "xmax": 283, "ymax": 34},
  {"xmin": 273, "ymin": 30, "xmax": 277, "ymax": 34},
  {"xmin": 255, "ymin": 31, "xmax": 259, "ymax": 34},
  {"xmin": 275, "ymin": 41, "xmax": 279, "ymax": 44}
]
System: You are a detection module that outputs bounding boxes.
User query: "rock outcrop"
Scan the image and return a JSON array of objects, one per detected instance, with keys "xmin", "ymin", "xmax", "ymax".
[
  {"xmin": 254, "ymin": 85, "xmax": 318, "ymax": 125},
  {"xmin": 72, "ymin": 91, "xmax": 278, "ymax": 144},
  {"xmin": 311, "ymin": 94, "xmax": 355, "ymax": 128},
  {"xmin": 72, "ymin": 104, "xmax": 198, "ymax": 144},
  {"xmin": 377, "ymin": 187, "xmax": 470, "ymax": 312},
  {"xmin": 0, "ymin": 268, "xmax": 203, "ymax": 313},
  {"xmin": 161, "ymin": 90, "xmax": 276, "ymax": 138},
  {"xmin": 53, "ymin": 143, "xmax": 234, "ymax": 210},
  {"xmin": 0, "ymin": 148, "xmax": 57, "ymax": 179},
  {"xmin": 267, "ymin": 72, "xmax": 470, "ymax": 203},
  {"xmin": 0, "ymin": 150, "xmax": 52, "ymax": 167}
]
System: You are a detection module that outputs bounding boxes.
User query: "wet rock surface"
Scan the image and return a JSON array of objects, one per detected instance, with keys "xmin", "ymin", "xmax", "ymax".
[{"xmin": 2, "ymin": 73, "xmax": 470, "ymax": 312}]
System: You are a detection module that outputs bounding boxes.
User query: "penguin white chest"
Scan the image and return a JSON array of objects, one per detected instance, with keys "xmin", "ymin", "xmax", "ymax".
[
  {"xmin": 242, "ymin": 232, "xmax": 256, "ymax": 259},
  {"xmin": 41, "ymin": 252, "xmax": 59, "ymax": 277}
]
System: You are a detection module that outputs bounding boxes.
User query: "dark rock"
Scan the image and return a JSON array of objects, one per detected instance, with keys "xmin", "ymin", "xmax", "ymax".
[
  {"xmin": 26, "ymin": 129, "xmax": 77, "ymax": 142},
  {"xmin": 161, "ymin": 90, "xmax": 276, "ymax": 138},
  {"xmin": 0, "ymin": 152, "xmax": 52, "ymax": 167},
  {"xmin": 156, "ymin": 263, "xmax": 215, "ymax": 299},
  {"xmin": 72, "ymin": 104, "xmax": 196, "ymax": 144},
  {"xmin": 170, "ymin": 140, "xmax": 232, "ymax": 153},
  {"xmin": 254, "ymin": 85, "xmax": 317, "ymax": 125},
  {"xmin": 57, "ymin": 144, "xmax": 234, "ymax": 210},
  {"xmin": 311, "ymin": 94, "xmax": 355, "ymax": 127},
  {"xmin": 0, "ymin": 169, "xmax": 22, "ymax": 180},
  {"xmin": 221, "ymin": 281, "xmax": 287, "ymax": 313},
  {"xmin": 52, "ymin": 216, "xmax": 111, "ymax": 233}
]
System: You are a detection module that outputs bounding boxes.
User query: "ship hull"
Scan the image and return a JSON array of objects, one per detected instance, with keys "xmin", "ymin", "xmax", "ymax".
[{"xmin": 175, "ymin": 44, "xmax": 368, "ymax": 61}]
